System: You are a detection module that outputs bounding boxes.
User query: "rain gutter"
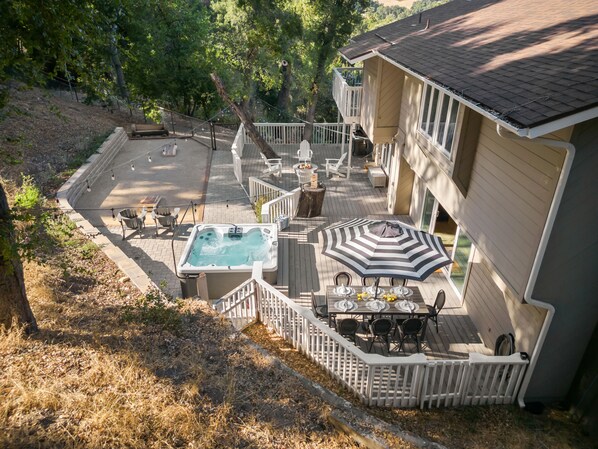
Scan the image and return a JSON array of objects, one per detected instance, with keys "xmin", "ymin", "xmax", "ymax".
[{"xmin": 495, "ymin": 124, "xmax": 576, "ymax": 408}]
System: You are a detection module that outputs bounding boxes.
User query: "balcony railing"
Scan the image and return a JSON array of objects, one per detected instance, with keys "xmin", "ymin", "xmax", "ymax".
[
  {"xmin": 333, "ymin": 67, "xmax": 363, "ymax": 123},
  {"xmin": 215, "ymin": 277, "xmax": 530, "ymax": 409}
]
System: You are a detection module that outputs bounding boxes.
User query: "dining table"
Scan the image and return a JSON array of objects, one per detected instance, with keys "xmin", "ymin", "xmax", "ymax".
[{"xmin": 325, "ymin": 284, "xmax": 429, "ymax": 327}]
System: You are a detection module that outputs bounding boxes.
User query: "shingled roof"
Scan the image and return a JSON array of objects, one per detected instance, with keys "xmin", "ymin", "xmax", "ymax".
[{"xmin": 340, "ymin": 0, "xmax": 598, "ymax": 133}]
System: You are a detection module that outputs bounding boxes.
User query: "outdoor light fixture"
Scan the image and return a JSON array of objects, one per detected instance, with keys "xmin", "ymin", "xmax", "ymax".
[
  {"xmin": 131, "ymin": 164, "xmax": 135, "ymax": 171},
  {"xmin": 148, "ymin": 153, "xmax": 152, "ymax": 163},
  {"xmin": 111, "ymin": 171, "xmax": 115, "ymax": 181},
  {"xmin": 86, "ymin": 180, "xmax": 91, "ymax": 192}
]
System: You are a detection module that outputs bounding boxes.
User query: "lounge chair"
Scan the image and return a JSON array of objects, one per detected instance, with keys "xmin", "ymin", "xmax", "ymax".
[
  {"xmin": 151, "ymin": 207, "xmax": 180, "ymax": 236},
  {"xmin": 296, "ymin": 140, "xmax": 313, "ymax": 163},
  {"xmin": 117, "ymin": 208, "xmax": 146, "ymax": 240},
  {"xmin": 325, "ymin": 152, "xmax": 348, "ymax": 177},
  {"xmin": 260, "ymin": 152, "xmax": 282, "ymax": 177}
]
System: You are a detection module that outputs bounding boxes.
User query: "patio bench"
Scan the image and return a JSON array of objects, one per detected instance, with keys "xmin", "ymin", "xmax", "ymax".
[{"xmin": 131, "ymin": 123, "xmax": 169, "ymax": 137}]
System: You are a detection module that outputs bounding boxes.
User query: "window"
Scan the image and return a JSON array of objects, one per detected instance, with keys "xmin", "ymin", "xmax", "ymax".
[{"xmin": 419, "ymin": 84, "xmax": 460, "ymax": 157}]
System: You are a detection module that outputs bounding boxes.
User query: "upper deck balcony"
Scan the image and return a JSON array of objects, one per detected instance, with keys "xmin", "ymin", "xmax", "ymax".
[{"xmin": 332, "ymin": 67, "xmax": 363, "ymax": 124}]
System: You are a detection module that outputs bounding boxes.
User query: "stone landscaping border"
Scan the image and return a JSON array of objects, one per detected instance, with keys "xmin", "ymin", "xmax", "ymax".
[{"xmin": 56, "ymin": 127, "xmax": 154, "ymax": 293}]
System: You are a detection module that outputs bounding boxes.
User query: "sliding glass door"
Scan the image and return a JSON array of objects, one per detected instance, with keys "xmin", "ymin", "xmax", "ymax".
[{"xmin": 420, "ymin": 189, "xmax": 473, "ymax": 296}]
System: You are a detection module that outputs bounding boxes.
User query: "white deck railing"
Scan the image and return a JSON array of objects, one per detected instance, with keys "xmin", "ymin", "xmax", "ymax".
[
  {"xmin": 216, "ymin": 278, "xmax": 530, "ymax": 409},
  {"xmin": 332, "ymin": 67, "xmax": 363, "ymax": 123},
  {"xmin": 261, "ymin": 187, "xmax": 301, "ymax": 223},
  {"xmin": 248, "ymin": 177, "xmax": 288, "ymax": 205},
  {"xmin": 232, "ymin": 123, "xmax": 246, "ymax": 157},
  {"xmin": 231, "ymin": 149, "xmax": 243, "ymax": 183},
  {"xmin": 244, "ymin": 123, "xmax": 350, "ymax": 146}
]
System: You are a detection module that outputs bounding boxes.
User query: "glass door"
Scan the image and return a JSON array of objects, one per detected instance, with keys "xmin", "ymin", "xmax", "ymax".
[
  {"xmin": 420, "ymin": 189, "xmax": 437, "ymax": 233},
  {"xmin": 449, "ymin": 227, "xmax": 473, "ymax": 294}
]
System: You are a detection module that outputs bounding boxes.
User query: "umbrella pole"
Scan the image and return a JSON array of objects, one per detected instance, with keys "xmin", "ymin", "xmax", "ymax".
[{"xmin": 374, "ymin": 277, "xmax": 381, "ymax": 300}]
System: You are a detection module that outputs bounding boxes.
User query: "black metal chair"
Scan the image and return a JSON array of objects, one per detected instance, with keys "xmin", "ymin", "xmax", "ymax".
[
  {"xmin": 397, "ymin": 318, "xmax": 424, "ymax": 353},
  {"xmin": 494, "ymin": 333, "xmax": 516, "ymax": 356},
  {"xmin": 367, "ymin": 318, "xmax": 393, "ymax": 352},
  {"xmin": 426, "ymin": 289, "xmax": 446, "ymax": 332},
  {"xmin": 333, "ymin": 271, "xmax": 352, "ymax": 286},
  {"xmin": 338, "ymin": 318, "xmax": 360, "ymax": 343},
  {"xmin": 117, "ymin": 208, "xmax": 146, "ymax": 240},
  {"xmin": 151, "ymin": 206, "xmax": 180, "ymax": 236},
  {"xmin": 388, "ymin": 277, "xmax": 408, "ymax": 287},
  {"xmin": 311, "ymin": 290, "xmax": 329, "ymax": 320}
]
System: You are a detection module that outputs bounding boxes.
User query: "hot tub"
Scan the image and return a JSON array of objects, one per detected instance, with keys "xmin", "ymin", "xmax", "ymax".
[{"xmin": 177, "ymin": 224, "xmax": 278, "ymax": 298}]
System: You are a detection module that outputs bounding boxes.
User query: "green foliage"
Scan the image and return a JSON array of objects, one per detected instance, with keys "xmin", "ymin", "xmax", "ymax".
[
  {"xmin": 122, "ymin": 288, "xmax": 183, "ymax": 332},
  {"xmin": 253, "ymin": 195, "xmax": 268, "ymax": 223},
  {"xmin": 13, "ymin": 175, "xmax": 42, "ymax": 209},
  {"xmin": 67, "ymin": 131, "xmax": 112, "ymax": 171}
]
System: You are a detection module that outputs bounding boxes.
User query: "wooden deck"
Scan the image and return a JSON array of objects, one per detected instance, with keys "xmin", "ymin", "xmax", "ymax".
[{"xmin": 238, "ymin": 143, "xmax": 492, "ymax": 359}]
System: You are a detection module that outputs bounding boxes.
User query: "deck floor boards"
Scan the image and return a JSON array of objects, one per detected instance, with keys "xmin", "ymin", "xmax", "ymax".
[{"xmin": 206, "ymin": 143, "xmax": 492, "ymax": 359}]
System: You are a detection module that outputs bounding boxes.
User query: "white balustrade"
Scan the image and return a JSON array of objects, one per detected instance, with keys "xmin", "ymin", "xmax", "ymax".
[
  {"xmin": 261, "ymin": 187, "xmax": 301, "ymax": 223},
  {"xmin": 333, "ymin": 67, "xmax": 363, "ymax": 123},
  {"xmin": 231, "ymin": 149, "xmax": 242, "ymax": 184},
  {"xmin": 232, "ymin": 123, "xmax": 246, "ymax": 157},
  {"xmin": 215, "ymin": 278, "xmax": 529, "ymax": 408}
]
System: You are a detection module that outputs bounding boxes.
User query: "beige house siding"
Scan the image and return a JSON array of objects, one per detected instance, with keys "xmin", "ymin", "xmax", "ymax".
[
  {"xmin": 361, "ymin": 58, "xmax": 378, "ymax": 140},
  {"xmin": 465, "ymin": 249, "xmax": 546, "ymax": 353},
  {"xmin": 398, "ymin": 70, "xmax": 566, "ymax": 299}
]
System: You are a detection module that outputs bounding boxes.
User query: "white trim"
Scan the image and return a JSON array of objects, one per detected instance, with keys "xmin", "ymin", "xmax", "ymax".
[
  {"xmin": 495, "ymin": 124, "xmax": 575, "ymax": 408},
  {"xmin": 526, "ymin": 105, "xmax": 598, "ymax": 138}
]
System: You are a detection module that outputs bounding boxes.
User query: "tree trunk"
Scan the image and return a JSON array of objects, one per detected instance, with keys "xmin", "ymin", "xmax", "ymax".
[
  {"xmin": 302, "ymin": 83, "xmax": 319, "ymax": 143},
  {"xmin": 210, "ymin": 73, "xmax": 279, "ymax": 159},
  {"xmin": 277, "ymin": 60, "xmax": 292, "ymax": 117},
  {"xmin": 110, "ymin": 30, "xmax": 129, "ymax": 101},
  {"xmin": 0, "ymin": 182, "xmax": 37, "ymax": 333}
]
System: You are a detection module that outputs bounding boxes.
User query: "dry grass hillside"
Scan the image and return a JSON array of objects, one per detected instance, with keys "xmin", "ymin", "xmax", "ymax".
[{"xmin": 0, "ymin": 84, "xmax": 595, "ymax": 449}]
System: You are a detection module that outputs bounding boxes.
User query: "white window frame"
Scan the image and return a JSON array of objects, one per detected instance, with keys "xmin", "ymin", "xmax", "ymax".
[{"xmin": 418, "ymin": 84, "xmax": 461, "ymax": 159}]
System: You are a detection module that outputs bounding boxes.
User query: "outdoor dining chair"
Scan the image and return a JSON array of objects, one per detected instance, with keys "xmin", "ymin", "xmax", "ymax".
[
  {"xmin": 151, "ymin": 206, "xmax": 180, "ymax": 236},
  {"xmin": 494, "ymin": 333, "xmax": 516, "ymax": 356},
  {"xmin": 397, "ymin": 317, "xmax": 424, "ymax": 353},
  {"xmin": 426, "ymin": 289, "xmax": 446, "ymax": 332},
  {"xmin": 337, "ymin": 318, "xmax": 360, "ymax": 343},
  {"xmin": 117, "ymin": 207, "xmax": 146, "ymax": 240},
  {"xmin": 260, "ymin": 152, "xmax": 282, "ymax": 177},
  {"xmin": 361, "ymin": 276, "xmax": 377, "ymax": 287},
  {"xmin": 333, "ymin": 271, "xmax": 352, "ymax": 286},
  {"xmin": 311, "ymin": 290, "xmax": 330, "ymax": 321},
  {"xmin": 367, "ymin": 318, "xmax": 393, "ymax": 352}
]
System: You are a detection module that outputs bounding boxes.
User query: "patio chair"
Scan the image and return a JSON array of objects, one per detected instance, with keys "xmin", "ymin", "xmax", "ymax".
[
  {"xmin": 151, "ymin": 206, "xmax": 180, "ymax": 236},
  {"xmin": 325, "ymin": 152, "xmax": 348, "ymax": 178},
  {"xmin": 367, "ymin": 318, "xmax": 393, "ymax": 352},
  {"xmin": 426, "ymin": 289, "xmax": 446, "ymax": 332},
  {"xmin": 361, "ymin": 276, "xmax": 378, "ymax": 287},
  {"xmin": 397, "ymin": 317, "xmax": 424, "ymax": 353},
  {"xmin": 333, "ymin": 271, "xmax": 352, "ymax": 286},
  {"xmin": 260, "ymin": 152, "xmax": 282, "ymax": 177},
  {"xmin": 117, "ymin": 207, "xmax": 146, "ymax": 240},
  {"xmin": 338, "ymin": 318, "xmax": 360, "ymax": 343},
  {"xmin": 296, "ymin": 140, "xmax": 313, "ymax": 163},
  {"xmin": 388, "ymin": 277, "xmax": 408, "ymax": 287},
  {"xmin": 311, "ymin": 290, "xmax": 329, "ymax": 320}
]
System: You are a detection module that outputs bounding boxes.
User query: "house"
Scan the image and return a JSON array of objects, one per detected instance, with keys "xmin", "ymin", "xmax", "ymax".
[{"xmin": 333, "ymin": 0, "xmax": 598, "ymax": 411}]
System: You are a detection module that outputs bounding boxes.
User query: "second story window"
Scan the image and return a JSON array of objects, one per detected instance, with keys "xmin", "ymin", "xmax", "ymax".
[{"xmin": 419, "ymin": 84, "xmax": 460, "ymax": 157}]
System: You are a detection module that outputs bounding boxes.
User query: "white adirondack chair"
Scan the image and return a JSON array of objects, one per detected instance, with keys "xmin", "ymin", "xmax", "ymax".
[
  {"xmin": 325, "ymin": 152, "xmax": 348, "ymax": 178},
  {"xmin": 296, "ymin": 140, "xmax": 313, "ymax": 163},
  {"xmin": 260, "ymin": 152, "xmax": 282, "ymax": 177}
]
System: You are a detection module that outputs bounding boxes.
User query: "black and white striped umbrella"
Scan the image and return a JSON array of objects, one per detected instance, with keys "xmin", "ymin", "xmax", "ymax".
[{"xmin": 321, "ymin": 219, "xmax": 452, "ymax": 281}]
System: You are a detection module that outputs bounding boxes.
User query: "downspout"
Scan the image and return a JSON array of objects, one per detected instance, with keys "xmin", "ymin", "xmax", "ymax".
[{"xmin": 495, "ymin": 124, "xmax": 576, "ymax": 408}]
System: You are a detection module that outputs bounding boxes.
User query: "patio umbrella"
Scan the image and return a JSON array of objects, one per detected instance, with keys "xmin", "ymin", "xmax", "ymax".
[{"xmin": 321, "ymin": 218, "xmax": 452, "ymax": 281}]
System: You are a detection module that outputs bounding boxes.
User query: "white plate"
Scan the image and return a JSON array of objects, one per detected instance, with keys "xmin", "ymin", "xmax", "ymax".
[
  {"xmin": 366, "ymin": 300, "xmax": 388, "ymax": 312},
  {"xmin": 334, "ymin": 286, "xmax": 355, "ymax": 296},
  {"xmin": 334, "ymin": 300, "xmax": 356, "ymax": 312},
  {"xmin": 396, "ymin": 300, "xmax": 419, "ymax": 313},
  {"xmin": 365, "ymin": 286, "xmax": 385, "ymax": 296},
  {"xmin": 391, "ymin": 286, "xmax": 413, "ymax": 297}
]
